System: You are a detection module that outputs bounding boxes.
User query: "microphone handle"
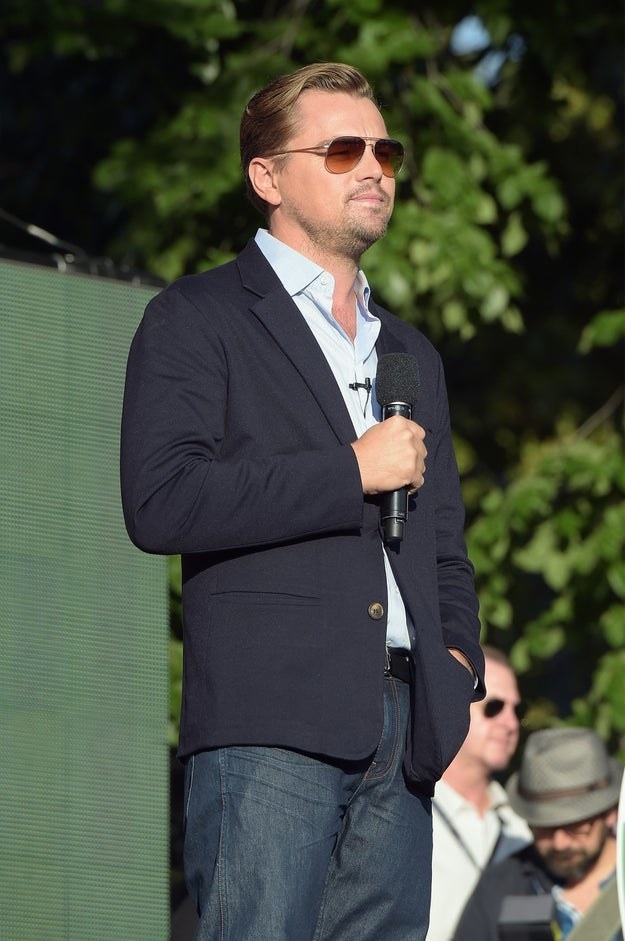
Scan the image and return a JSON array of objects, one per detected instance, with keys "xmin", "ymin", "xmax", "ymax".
[{"xmin": 381, "ymin": 402, "xmax": 412, "ymax": 544}]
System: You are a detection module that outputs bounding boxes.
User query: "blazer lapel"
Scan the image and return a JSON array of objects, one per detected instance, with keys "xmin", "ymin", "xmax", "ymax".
[
  {"xmin": 371, "ymin": 301, "xmax": 411, "ymax": 360},
  {"xmin": 236, "ymin": 240, "xmax": 357, "ymax": 444},
  {"xmin": 236, "ymin": 240, "xmax": 416, "ymax": 439}
]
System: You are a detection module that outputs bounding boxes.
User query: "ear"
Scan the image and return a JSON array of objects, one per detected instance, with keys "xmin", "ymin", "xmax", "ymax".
[{"xmin": 248, "ymin": 157, "xmax": 282, "ymax": 208}]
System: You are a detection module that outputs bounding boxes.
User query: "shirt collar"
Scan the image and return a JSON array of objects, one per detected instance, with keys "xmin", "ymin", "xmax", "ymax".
[
  {"xmin": 435, "ymin": 778, "xmax": 512, "ymax": 814},
  {"xmin": 255, "ymin": 228, "xmax": 372, "ymax": 310}
]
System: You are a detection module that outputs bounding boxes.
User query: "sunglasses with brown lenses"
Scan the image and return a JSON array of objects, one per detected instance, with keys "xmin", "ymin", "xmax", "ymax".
[{"xmin": 265, "ymin": 136, "xmax": 405, "ymax": 178}]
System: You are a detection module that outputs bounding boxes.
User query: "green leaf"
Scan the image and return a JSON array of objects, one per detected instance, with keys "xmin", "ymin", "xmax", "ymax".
[
  {"xmin": 501, "ymin": 212, "xmax": 528, "ymax": 257},
  {"xmin": 578, "ymin": 309, "xmax": 625, "ymax": 352}
]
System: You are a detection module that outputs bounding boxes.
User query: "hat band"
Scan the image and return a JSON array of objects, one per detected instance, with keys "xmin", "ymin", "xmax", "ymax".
[{"xmin": 518, "ymin": 777, "xmax": 610, "ymax": 802}]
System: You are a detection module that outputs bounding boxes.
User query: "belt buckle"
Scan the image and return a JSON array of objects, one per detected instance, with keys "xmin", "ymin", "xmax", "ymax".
[{"xmin": 384, "ymin": 646, "xmax": 392, "ymax": 677}]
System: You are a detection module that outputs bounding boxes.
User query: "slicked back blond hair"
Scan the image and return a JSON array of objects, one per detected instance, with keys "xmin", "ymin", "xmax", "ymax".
[{"xmin": 240, "ymin": 62, "xmax": 376, "ymax": 214}]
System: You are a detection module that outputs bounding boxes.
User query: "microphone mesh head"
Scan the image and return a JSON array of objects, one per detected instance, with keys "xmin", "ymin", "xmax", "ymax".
[{"xmin": 375, "ymin": 353, "xmax": 420, "ymax": 406}]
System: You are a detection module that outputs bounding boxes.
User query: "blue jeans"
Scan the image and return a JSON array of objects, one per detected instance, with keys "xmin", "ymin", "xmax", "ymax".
[
  {"xmin": 185, "ymin": 678, "xmax": 432, "ymax": 941},
  {"xmin": 183, "ymin": 678, "xmax": 432, "ymax": 941}
]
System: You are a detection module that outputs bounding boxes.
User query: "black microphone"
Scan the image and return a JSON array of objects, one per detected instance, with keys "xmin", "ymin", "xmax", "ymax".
[
  {"xmin": 348, "ymin": 378, "xmax": 372, "ymax": 392},
  {"xmin": 375, "ymin": 353, "xmax": 420, "ymax": 544}
]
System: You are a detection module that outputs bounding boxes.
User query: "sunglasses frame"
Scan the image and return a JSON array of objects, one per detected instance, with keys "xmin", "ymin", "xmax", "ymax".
[
  {"xmin": 265, "ymin": 135, "xmax": 405, "ymax": 178},
  {"xmin": 482, "ymin": 698, "xmax": 526, "ymax": 721}
]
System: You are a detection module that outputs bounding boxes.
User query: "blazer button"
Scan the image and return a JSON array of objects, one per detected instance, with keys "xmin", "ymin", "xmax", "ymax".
[{"xmin": 368, "ymin": 602, "xmax": 384, "ymax": 620}]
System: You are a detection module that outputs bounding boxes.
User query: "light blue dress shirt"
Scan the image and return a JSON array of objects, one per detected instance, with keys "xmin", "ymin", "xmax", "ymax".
[
  {"xmin": 552, "ymin": 874, "xmax": 622, "ymax": 941},
  {"xmin": 255, "ymin": 228, "xmax": 412, "ymax": 649}
]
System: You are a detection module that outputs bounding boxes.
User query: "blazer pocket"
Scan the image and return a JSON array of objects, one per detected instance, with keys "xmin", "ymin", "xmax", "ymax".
[{"xmin": 405, "ymin": 653, "xmax": 474, "ymax": 790}]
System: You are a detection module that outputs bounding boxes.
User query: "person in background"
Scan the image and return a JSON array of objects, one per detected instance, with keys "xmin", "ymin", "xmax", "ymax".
[
  {"xmin": 453, "ymin": 726, "xmax": 623, "ymax": 941},
  {"xmin": 120, "ymin": 62, "xmax": 484, "ymax": 941},
  {"xmin": 427, "ymin": 645, "xmax": 532, "ymax": 940}
]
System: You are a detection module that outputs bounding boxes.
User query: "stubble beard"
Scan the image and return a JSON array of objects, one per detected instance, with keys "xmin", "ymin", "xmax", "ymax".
[
  {"xmin": 544, "ymin": 847, "xmax": 602, "ymax": 883},
  {"xmin": 290, "ymin": 190, "xmax": 392, "ymax": 263},
  {"xmin": 543, "ymin": 830, "xmax": 607, "ymax": 884}
]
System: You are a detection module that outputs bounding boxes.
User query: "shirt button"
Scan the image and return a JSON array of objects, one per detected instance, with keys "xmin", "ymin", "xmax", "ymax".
[{"xmin": 368, "ymin": 602, "xmax": 384, "ymax": 620}]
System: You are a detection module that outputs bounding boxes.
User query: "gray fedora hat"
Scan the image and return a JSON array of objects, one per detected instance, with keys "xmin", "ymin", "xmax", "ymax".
[{"xmin": 507, "ymin": 727, "xmax": 623, "ymax": 828}]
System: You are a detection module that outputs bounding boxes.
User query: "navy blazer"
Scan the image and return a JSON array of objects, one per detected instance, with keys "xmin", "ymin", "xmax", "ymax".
[{"xmin": 121, "ymin": 239, "xmax": 484, "ymax": 793}]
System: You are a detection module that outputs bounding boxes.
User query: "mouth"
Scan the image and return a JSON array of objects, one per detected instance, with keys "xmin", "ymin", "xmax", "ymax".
[
  {"xmin": 495, "ymin": 735, "xmax": 515, "ymax": 745},
  {"xmin": 349, "ymin": 186, "xmax": 388, "ymax": 205},
  {"xmin": 548, "ymin": 849, "xmax": 582, "ymax": 866},
  {"xmin": 348, "ymin": 195, "xmax": 390, "ymax": 217}
]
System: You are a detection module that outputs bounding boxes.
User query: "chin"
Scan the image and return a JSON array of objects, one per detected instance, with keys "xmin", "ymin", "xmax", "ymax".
[
  {"xmin": 488, "ymin": 751, "xmax": 514, "ymax": 772},
  {"xmin": 351, "ymin": 224, "xmax": 388, "ymax": 254}
]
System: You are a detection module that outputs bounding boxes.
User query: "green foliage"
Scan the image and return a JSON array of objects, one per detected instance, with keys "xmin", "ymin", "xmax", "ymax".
[
  {"xmin": 468, "ymin": 402, "xmax": 625, "ymax": 755},
  {"xmin": 168, "ymin": 554, "xmax": 183, "ymax": 742},
  {"xmin": 169, "ymin": 634, "xmax": 184, "ymax": 747},
  {"xmin": 579, "ymin": 309, "xmax": 625, "ymax": 353}
]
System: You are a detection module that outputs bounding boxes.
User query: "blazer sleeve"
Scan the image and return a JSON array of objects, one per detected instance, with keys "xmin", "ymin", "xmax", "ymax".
[{"xmin": 120, "ymin": 282, "xmax": 365, "ymax": 555}]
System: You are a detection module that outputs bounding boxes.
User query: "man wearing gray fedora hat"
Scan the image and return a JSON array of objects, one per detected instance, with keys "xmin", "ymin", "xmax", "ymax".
[{"xmin": 452, "ymin": 726, "xmax": 623, "ymax": 941}]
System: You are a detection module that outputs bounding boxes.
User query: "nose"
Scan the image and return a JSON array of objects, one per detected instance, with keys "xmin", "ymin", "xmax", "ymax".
[
  {"xmin": 358, "ymin": 142, "xmax": 384, "ymax": 180},
  {"xmin": 489, "ymin": 702, "xmax": 520, "ymax": 730},
  {"xmin": 551, "ymin": 828, "xmax": 574, "ymax": 850},
  {"xmin": 502, "ymin": 704, "xmax": 521, "ymax": 727}
]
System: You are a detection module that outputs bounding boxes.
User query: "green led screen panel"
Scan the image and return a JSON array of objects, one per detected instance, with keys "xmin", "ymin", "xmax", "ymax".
[{"xmin": 0, "ymin": 259, "xmax": 169, "ymax": 940}]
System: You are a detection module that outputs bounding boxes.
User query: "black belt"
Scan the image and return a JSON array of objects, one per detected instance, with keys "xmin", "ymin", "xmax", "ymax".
[{"xmin": 385, "ymin": 647, "xmax": 412, "ymax": 684}]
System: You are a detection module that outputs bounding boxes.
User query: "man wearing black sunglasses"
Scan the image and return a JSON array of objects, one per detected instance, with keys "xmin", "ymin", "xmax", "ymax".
[
  {"xmin": 428, "ymin": 646, "xmax": 532, "ymax": 941},
  {"xmin": 122, "ymin": 61, "xmax": 484, "ymax": 941}
]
